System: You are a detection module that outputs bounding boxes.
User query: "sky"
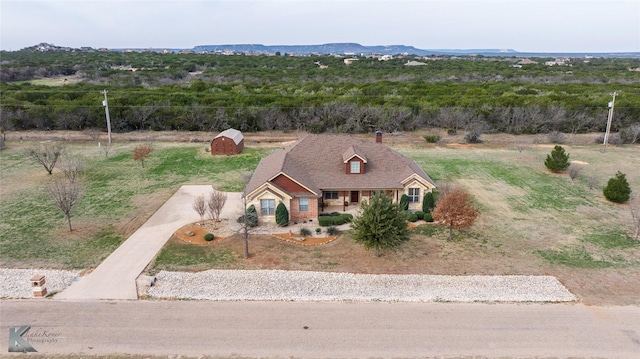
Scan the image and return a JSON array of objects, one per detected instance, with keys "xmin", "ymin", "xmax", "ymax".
[{"xmin": 1, "ymin": 0, "xmax": 639, "ymax": 53}]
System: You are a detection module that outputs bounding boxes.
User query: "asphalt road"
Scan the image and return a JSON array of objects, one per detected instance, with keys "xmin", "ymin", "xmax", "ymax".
[{"xmin": 1, "ymin": 300, "xmax": 639, "ymax": 358}]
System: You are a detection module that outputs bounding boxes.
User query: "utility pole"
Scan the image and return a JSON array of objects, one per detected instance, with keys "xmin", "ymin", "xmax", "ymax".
[
  {"xmin": 602, "ymin": 91, "xmax": 617, "ymax": 153},
  {"xmin": 102, "ymin": 90, "xmax": 112, "ymax": 144}
]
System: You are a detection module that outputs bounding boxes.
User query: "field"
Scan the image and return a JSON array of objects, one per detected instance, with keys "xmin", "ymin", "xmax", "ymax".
[{"xmin": 1, "ymin": 130, "xmax": 639, "ymax": 304}]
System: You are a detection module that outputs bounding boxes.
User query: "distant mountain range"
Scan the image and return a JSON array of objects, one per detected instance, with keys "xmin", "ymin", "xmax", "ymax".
[
  {"xmin": 192, "ymin": 43, "xmax": 520, "ymax": 56},
  {"xmin": 16, "ymin": 42, "xmax": 640, "ymax": 58}
]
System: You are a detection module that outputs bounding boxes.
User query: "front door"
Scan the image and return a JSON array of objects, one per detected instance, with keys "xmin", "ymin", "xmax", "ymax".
[{"xmin": 350, "ymin": 191, "xmax": 359, "ymax": 204}]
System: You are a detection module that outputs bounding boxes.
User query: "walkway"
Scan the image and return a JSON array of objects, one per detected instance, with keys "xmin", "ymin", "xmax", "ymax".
[{"xmin": 57, "ymin": 186, "xmax": 242, "ymax": 300}]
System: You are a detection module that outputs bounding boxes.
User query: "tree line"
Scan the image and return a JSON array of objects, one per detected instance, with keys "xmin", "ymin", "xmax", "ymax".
[{"xmin": 1, "ymin": 50, "xmax": 639, "ymax": 137}]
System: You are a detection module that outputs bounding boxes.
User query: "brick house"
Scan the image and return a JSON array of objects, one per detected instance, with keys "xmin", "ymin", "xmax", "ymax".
[{"xmin": 244, "ymin": 134, "xmax": 436, "ymax": 223}]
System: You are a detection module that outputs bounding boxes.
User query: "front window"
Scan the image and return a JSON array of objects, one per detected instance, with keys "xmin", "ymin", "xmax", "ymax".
[
  {"xmin": 260, "ymin": 199, "xmax": 275, "ymax": 215},
  {"xmin": 324, "ymin": 191, "xmax": 338, "ymax": 200},
  {"xmin": 299, "ymin": 198, "xmax": 309, "ymax": 212},
  {"xmin": 408, "ymin": 188, "xmax": 420, "ymax": 202},
  {"xmin": 350, "ymin": 160, "xmax": 361, "ymax": 173}
]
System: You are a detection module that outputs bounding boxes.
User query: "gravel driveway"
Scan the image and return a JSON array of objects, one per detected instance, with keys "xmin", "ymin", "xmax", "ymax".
[{"xmin": 146, "ymin": 269, "xmax": 577, "ymax": 302}]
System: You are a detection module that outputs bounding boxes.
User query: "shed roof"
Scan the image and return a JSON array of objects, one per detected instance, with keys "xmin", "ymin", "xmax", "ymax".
[{"xmin": 215, "ymin": 128, "xmax": 243, "ymax": 145}]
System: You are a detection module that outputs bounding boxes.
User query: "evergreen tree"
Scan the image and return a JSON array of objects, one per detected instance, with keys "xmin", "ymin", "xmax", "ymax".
[
  {"xmin": 544, "ymin": 145, "xmax": 570, "ymax": 172},
  {"xmin": 351, "ymin": 193, "xmax": 409, "ymax": 256},
  {"xmin": 422, "ymin": 192, "xmax": 435, "ymax": 213},
  {"xmin": 399, "ymin": 194, "xmax": 409, "ymax": 211},
  {"xmin": 603, "ymin": 171, "xmax": 632, "ymax": 203},
  {"xmin": 275, "ymin": 201, "xmax": 289, "ymax": 226}
]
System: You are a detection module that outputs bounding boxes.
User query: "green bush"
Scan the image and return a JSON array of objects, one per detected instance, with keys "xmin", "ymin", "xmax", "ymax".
[
  {"xmin": 408, "ymin": 213, "xmax": 418, "ymax": 222},
  {"xmin": 423, "ymin": 213, "xmax": 434, "ymax": 222},
  {"xmin": 447, "ymin": 128, "xmax": 457, "ymax": 135},
  {"xmin": 300, "ymin": 227, "xmax": 311, "ymax": 236},
  {"xmin": 318, "ymin": 216, "xmax": 333, "ymax": 226},
  {"xmin": 237, "ymin": 204, "xmax": 258, "ymax": 227},
  {"xmin": 423, "ymin": 134, "xmax": 441, "ymax": 143},
  {"xmin": 319, "ymin": 213, "xmax": 353, "ymax": 226},
  {"xmin": 275, "ymin": 201, "xmax": 289, "ymax": 226},
  {"xmin": 204, "ymin": 233, "xmax": 214, "ymax": 241},
  {"xmin": 315, "ymin": 228, "xmax": 322, "ymax": 234},
  {"xmin": 415, "ymin": 211, "xmax": 425, "ymax": 220},
  {"xmin": 422, "ymin": 192, "xmax": 435, "ymax": 213},
  {"xmin": 327, "ymin": 226, "xmax": 340, "ymax": 235},
  {"xmin": 603, "ymin": 171, "xmax": 631, "ymax": 203},
  {"xmin": 399, "ymin": 194, "xmax": 409, "ymax": 211}
]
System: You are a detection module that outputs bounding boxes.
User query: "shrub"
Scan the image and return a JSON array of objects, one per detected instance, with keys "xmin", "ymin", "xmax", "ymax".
[
  {"xmin": 447, "ymin": 128, "xmax": 457, "ymax": 135},
  {"xmin": 237, "ymin": 204, "xmax": 258, "ymax": 227},
  {"xmin": 318, "ymin": 216, "xmax": 333, "ymax": 226},
  {"xmin": 422, "ymin": 192, "xmax": 435, "ymax": 213},
  {"xmin": 464, "ymin": 131, "xmax": 482, "ymax": 144},
  {"xmin": 424, "ymin": 213, "xmax": 434, "ymax": 222},
  {"xmin": 340, "ymin": 213, "xmax": 353, "ymax": 222},
  {"xmin": 548, "ymin": 131, "xmax": 566, "ymax": 144},
  {"xmin": 300, "ymin": 227, "xmax": 311, "ymax": 236},
  {"xmin": 399, "ymin": 194, "xmax": 409, "ymax": 211},
  {"xmin": 408, "ymin": 213, "xmax": 418, "ymax": 222},
  {"xmin": 603, "ymin": 171, "xmax": 631, "ymax": 203},
  {"xmin": 204, "ymin": 233, "xmax": 214, "ymax": 241},
  {"xmin": 423, "ymin": 134, "xmax": 441, "ymax": 143},
  {"xmin": 315, "ymin": 228, "xmax": 322, "ymax": 235},
  {"xmin": 275, "ymin": 202, "xmax": 289, "ymax": 226},
  {"xmin": 415, "ymin": 211, "xmax": 425, "ymax": 220},
  {"xmin": 327, "ymin": 226, "xmax": 340, "ymax": 235},
  {"xmin": 544, "ymin": 145, "xmax": 570, "ymax": 172},
  {"xmin": 330, "ymin": 212, "xmax": 341, "ymax": 216},
  {"xmin": 595, "ymin": 133, "xmax": 623, "ymax": 145}
]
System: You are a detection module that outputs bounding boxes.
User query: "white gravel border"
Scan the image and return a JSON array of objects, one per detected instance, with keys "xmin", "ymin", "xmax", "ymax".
[
  {"xmin": 148, "ymin": 270, "xmax": 577, "ymax": 302},
  {"xmin": 0, "ymin": 268, "xmax": 80, "ymax": 298}
]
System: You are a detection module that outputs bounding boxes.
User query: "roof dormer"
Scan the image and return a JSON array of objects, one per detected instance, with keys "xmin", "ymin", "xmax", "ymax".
[{"xmin": 342, "ymin": 145, "xmax": 367, "ymax": 174}]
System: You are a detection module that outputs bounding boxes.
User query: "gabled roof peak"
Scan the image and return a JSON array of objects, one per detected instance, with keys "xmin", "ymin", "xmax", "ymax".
[{"xmin": 341, "ymin": 145, "xmax": 368, "ymax": 163}]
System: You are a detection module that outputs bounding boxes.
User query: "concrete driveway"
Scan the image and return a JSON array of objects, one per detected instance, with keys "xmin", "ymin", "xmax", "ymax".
[{"xmin": 57, "ymin": 186, "xmax": 242, "ymax": 300}]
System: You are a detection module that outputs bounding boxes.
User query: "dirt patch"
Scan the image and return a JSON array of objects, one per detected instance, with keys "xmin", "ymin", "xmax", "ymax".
[
  {"xmin": 271, "ymin": 232, "xmax": 339, "ymax": 246},
  {"xmin": 174, "ymin": 220, "xmax": 234, "ymax": 244}
]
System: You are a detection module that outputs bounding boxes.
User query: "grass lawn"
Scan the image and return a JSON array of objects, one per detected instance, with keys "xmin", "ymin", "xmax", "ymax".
[
  {"xmin": 0, "ymin": 141, "xmax": 267, "ymax": 269},
  {"xmin": 1, "ymin": 133, "xmax": 639, "ymax": 304}
]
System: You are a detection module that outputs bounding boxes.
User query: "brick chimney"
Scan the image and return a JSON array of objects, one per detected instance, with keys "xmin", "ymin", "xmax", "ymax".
[{"xmin": 375, "ymin": 130, "xmax": 382, "ymax": 143}]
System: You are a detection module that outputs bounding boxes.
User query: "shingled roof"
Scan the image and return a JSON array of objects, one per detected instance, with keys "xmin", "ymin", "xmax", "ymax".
[
  {"xmin": 245, "ymin": 135, "xmax": 435, "ymax": 198},
  {"xmin": 215, "ymin": 128, "xmax": 243, "ymax": 145}
]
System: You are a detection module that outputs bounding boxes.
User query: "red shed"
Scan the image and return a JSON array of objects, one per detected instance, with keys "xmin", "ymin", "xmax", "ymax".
[{"xmin": 211, "ymin": 128, "xmax": 244, "ymax": 155}]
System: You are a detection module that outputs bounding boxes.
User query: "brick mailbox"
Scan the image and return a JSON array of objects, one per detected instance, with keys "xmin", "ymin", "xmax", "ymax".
[{"xmin": 31, "ymin": 275, "xmax": 47, "ymax": 297}]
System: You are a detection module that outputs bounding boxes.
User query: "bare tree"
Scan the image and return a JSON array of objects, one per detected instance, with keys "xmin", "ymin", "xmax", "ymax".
[
  {"xmin": 567, "ymin": 164, "xmax": 584, "ymax": 181},
  {"xmin": 631, "ymin": 198, "xmax": 640, "ymax": 240},
  {"xmin": 27, "ymin": 142, "xmax": 63, "ymax": 175},
  {"xmin": 515, "ymin": 143, "xmax": 530, "ymax": 154},
  {"xmin": 47, "ymin": 176, "xmax": 82, "ymax": 231},
  {"xmin": 192, "ymin": 194, "xmax": 207, "ymax": 223},
  {"xmin": 587, "ymin": 176, "xmax": 599, "ymax": 191},
  {"xmin": 58, "ymin": 154, "xmax": 84, "ymax": 183},
  {"xmin": 236, "ymin": 196, "xmax": 258, "ymax": 259},
  {"xmin": 100, "ymin": 141, "xmax": 112, "ymax": 158},
  {"xmin": 206, "ymin": 190, "xmax": 227, "ymax": 222}
]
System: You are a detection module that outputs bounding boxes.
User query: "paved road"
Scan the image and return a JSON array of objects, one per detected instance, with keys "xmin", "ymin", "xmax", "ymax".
[
  {"xmin": 55, "ymin": 186, "xmax": 243, "ymax": 300},
  {"xmin": 1, "ymin": 300, "xmax": 638, "ymax": 358}
]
